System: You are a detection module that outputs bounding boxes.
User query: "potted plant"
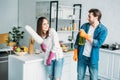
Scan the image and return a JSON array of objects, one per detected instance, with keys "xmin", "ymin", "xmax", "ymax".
[{"xmin": 9, "ymin": 26, "xmax": 24, "ymax": 46}]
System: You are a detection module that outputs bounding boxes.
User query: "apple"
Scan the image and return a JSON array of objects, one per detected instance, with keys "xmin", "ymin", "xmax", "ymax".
[
  {"xmin": 15, "ymin": 47, "xmax": 21, "ymax": 52},
  {"xmin": 61, "ymin": 44, "xmax": 65, "ymax": 47},
  {"xmin": 13, "ymin": 46, "xmax": 18, "ymax": 51},
  {"xmin": 21, "ymin": 46, "xmax": 28, "ymax": 52},
  {"xmin": 59, "ymin": 42, "xmax": 62, "ymax": 47}
]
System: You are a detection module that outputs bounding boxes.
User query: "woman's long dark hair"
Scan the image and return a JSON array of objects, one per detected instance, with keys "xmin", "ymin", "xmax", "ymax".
[{"xmin": 36, "ymin": 17, "xmax": 49, "ymax": 38}]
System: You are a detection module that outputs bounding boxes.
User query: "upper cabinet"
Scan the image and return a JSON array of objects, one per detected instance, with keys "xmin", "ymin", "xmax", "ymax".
[
  {"xmin": 49, "ymin": 1, "xmax": 82, "ymax": 50},
  {"xmin": 50, "ymin": 1, "xmax": 82, "ymax": 32},
  {"xmin": 36, "ymin": 1, "xmax": 82, "ymax": 32},
  {"xmin": 36, "ymin": 1, "xmax": 82, "ymax": 50}
]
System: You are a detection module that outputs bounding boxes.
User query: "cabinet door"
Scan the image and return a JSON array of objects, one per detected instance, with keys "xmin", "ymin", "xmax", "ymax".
[
  {"xmin": 56, "ymin": 5, "xmax": 81, "ymax": 31},
  {"xmin": 70, "ymin": 59, "xmax": 77, "ymax": 80},
  {"xmin": 62, "ymin": 53, "xmax": 77, "ymax": 80},
  {"xmin": 99, "ymin": 51, "xmax": 112, "ymax": 79},
  {"xmin": 112, "ymin": 54, "xmax": 120, "ymax": 80},
  {"xmin": 0, "ymin": 61, "xmax": 8, "ymax": 80},
  {"xmin": 9, "ymin": 56, "xmax": 23, "ymax": 80},
  {"xmin": 62, "ymin": 55, "xmax": 72, "ymax": 80},
  {"xmin": 24, "ymin": 61, "xmax": 47, "ymax": 80},
  {"xmin": 50, "ymin": 1, "xmax": 82, "ymax": 31}
]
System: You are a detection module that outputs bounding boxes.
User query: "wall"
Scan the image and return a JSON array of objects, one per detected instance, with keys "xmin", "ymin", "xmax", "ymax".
[
  {"xmin": 59, "ymin": 0, "xmax": 120, "ymax": 44},
  {"xmin": 19, "ymin": 0, "xmax": 55, "ymax": 46},
  {"xmin": 0, "ymin": 0, "xmax": 120, "ymax": 45},
  {"xmin": 18, "ymin": 0, "xmax": 36, "ymax": 46},
  {"xmin": 0, "ymin": 0, "xmax": 18, "ymax": 33},
  {"xmin": 18, "ymin": 0, "xmax": 120, "ymax": 46},
  {"xmin": 78, "ymin": 0, "xmax": 120, "ymax": 44}
]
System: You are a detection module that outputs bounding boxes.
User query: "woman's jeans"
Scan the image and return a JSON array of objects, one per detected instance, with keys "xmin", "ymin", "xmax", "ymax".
[
  {"xmin": 46, "ymin": 58, "xmax": 64, "ymax": 80},
  {"xmin": 77, "ymin": 56, "xmax": 98, "ymax": 80}
]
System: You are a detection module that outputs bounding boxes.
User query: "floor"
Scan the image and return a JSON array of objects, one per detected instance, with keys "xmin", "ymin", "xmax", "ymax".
[{"xmin": 84, "ymin": 75, "xmax": 109, "ymax": 80}]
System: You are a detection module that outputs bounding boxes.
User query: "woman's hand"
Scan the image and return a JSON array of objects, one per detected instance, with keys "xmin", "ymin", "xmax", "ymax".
[
  {"xmin": 41, "ymin": 42, "xmax": 46, "ymax": 52},
  {"xmin": 46, "ymin": 51, "xmax": 55, "ymax": 66}
]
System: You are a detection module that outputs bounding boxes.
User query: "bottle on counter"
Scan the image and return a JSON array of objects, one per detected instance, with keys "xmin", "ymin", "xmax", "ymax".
[
  {"xmin": 78, "ymin": 37, "xmax": 85, "ymax": 45},
  {"xmin": 67, "ymin": 26, "xmax": 71, "ymax": 31},
  {"xmin": 28, "ymin": 37, "xmax": 35, "ymax": 54},
  {"xmin": 73, "ymin": 23, "xmax": 77, "ymax": 30}
]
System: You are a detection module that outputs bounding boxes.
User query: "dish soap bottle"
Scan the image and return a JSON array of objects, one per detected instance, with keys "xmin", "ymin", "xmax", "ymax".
[
  {"xmin": 28, "ymin": 37, "xmax": 35, "ymax": 54},
  {"xmin": 73, "ymin": 23, "xmax": 77, "ymax": 30},
  {"xmin": 78, "ymin": 37, "xmax": 85, "ymax": 45}
]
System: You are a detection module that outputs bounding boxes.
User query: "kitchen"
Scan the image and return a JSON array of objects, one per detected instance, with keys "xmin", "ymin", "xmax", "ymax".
[{"xmin": 0, "ymin": 0, "xmax": 120, "ymax": 80}]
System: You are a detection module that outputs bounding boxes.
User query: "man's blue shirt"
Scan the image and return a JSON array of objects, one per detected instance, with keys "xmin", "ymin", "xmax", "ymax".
[{"xmin": 74, "ymin": 22, "xmax": 108, "ymax": 64}]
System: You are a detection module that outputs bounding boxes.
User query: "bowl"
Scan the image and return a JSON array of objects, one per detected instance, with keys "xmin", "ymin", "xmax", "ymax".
[
  {"xmin": 14, "ymin": 51, "xmax": 27, "ymax": 56},
  {"xmin": 62, "ymin": 46, "xmax": 69, "ymax": 52}
]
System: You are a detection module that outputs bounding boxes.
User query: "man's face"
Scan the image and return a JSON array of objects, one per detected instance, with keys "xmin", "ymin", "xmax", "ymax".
[{"xmin": 87, "ymin": 12, "xmax": 98, "ymax": 24}]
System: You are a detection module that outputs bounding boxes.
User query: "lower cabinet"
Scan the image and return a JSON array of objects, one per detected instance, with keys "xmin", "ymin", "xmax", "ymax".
[
  {"xmin": 70, "ymin": 59, "xmax": 77, "ymax": 80},
  {"xmin": 99, "ymin": 50, "xmax": 112, "ymax": 79},
  {"xmin": 84, "ymin": 49, "xmax": 120, "ymax": 80},
  {"xmin": 9, "ymin": 52, "xmax": 77, "ymax": 80},
  {"xmin": 9, "ymin": 50, "xmax": 120, "ymax": 80},
  {"xmin": 10, "ymin": 50, "xmax": 120, "ymax": 80},
  {"xmin": 23, "ymin": 62, "xmax": 47, "ymax": 80},
  {"xmin": 61, "ymin": 53, "xmax": 77, "ymax": 80},
  {"xmin": 9, "ymin": 56, "xmax": 47, "ymax": 80},
  {"xmin": 111, "ymin": 54, "xmax": 120, "ymax": 80},
  {"xmin": 99, "ymin": 49, "xmax": 120, "ymax": 80}
]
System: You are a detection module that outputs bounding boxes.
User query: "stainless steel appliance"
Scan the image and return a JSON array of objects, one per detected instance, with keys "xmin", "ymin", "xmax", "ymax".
[{"xmin": 0, "ymin": 52, "xmax": 9, "ymax": 80}]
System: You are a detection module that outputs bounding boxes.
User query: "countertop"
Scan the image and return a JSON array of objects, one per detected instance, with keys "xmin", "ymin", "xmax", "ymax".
[
  {"xmin": 9, "ymin": 51, "xmax": 74, "ymax": 64},
  {"xmin": 100, "ymin": 48, "xmax": 120, "ymax": 55},
  {"xmin": 9, "ymin": 49, "xmax": 120, "ymax": 64}
]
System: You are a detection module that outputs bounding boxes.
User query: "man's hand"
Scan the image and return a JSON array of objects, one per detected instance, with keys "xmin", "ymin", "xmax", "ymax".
[
  {"xmin": 79, "ymin": 29, "xmax": 90, "ymax": 40},
  {"xmin": 73, "ymin": 49, "xmax": 78, "ymax": 61}
]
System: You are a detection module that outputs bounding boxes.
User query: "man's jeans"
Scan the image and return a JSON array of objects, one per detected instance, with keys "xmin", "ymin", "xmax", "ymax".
[{"xmin": 77, "ymin": 56, "xmax": 98, "ymax": 80}]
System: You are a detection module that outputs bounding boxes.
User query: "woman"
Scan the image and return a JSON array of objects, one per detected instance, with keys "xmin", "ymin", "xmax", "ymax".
[{"xmin": 36, "ymin": 17, "xmax": 64, "ymax": 80}]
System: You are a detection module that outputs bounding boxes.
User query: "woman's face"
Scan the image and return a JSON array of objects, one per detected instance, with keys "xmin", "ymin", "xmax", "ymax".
[{"xmin": 42, "ymin": 19, "xmax": 49, "ymax": 33}]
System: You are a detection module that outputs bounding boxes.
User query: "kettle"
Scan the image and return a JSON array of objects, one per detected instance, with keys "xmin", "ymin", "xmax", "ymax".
[{"xmin": 110, "ymin": 43, "xmax": 119, "ymax": 50}]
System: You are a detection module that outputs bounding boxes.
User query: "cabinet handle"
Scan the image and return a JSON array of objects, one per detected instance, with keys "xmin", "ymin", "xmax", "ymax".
[{"xmin": 0, "ymin": 60, "xmax": 8, "ymax": 63}]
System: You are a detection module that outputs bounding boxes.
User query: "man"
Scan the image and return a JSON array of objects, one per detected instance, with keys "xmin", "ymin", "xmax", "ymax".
[{"xmin": 73, "ymin": 8, "xmax": 108, "ymax": 80}]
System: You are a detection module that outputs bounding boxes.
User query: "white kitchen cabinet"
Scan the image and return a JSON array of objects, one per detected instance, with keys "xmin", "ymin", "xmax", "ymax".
[
  {"xmin": 99, "ymin": 49, "xmax": 120, "ymax": 80},
  {"xmin": 9, "ymin": 52, "xmax": 77, "ymax": 80},
  {"xmin": 62, "ymin": 52, "xmax": 77, "ymax": 80},
  {"xmin": 9, "ymin": 54, "xmax": 47, "ymax": 80},
  {"xmin": 111, "ymin": 54, "xmax": 120, "ymax": 80},
  {"xmin": 23, "ymin": 62, "xmax": 47, "ymax": 80},
  {"xmin": 9, "ymin": 49, "xmax": 120, "ymax": 80},
  {"xmin": 50, "ymin": 1, "xmax": 82, "ymax": 31},
  {"xmin": 99, "ymin": 50, "xmax": 112, "ymax": 79},
  {"xmin": 62, "ymin": 55, "xmax": 71, "ymax": 80},
  {"xmin": 85, "ymin": 49, "xmax": 120, "ymax": 80},
  {"xmin": 50, "ymin": 1, "xmax": 82, "ymax": 50},
  {"xmin": 70, "ymin": 57, "xmax": 77, "ymax": 80},
  {"xmin": 36, "ymin": 1, "xmax": 82, "ymax": 51}
]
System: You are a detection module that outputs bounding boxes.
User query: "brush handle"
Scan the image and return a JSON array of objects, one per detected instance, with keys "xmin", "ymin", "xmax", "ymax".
[{"xmin": 25, "ymin": 25, "xmax": 43, "ymax": 44}]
